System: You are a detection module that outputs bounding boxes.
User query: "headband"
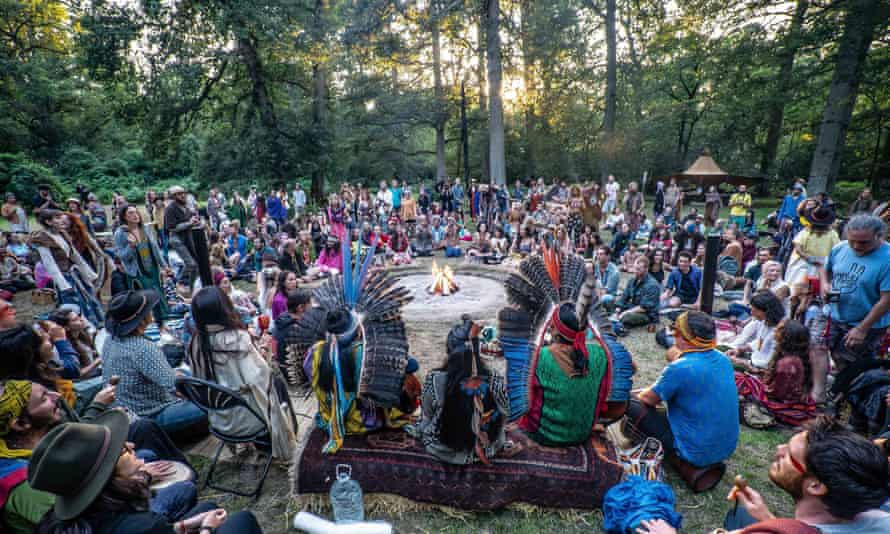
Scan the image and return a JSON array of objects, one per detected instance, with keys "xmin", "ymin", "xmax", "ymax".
[
  {"xmin": 0, "ymin": 381, "xmax": 33, "ymax": 459},
  {"xmin": 675, "ymin": 312, "xmax": 716, "ymax": 350},
  {"xmin": 551, "ymin": 307, "xmax": 590, "ymax": 375}
]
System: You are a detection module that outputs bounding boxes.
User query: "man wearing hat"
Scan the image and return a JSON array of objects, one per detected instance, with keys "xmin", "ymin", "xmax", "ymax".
[
  {"xmin": 163, "ymin": 186, "xmax": 201, "ymax": 290},
  {"xmin": 102, "ymin": 290, "xmax": 208, "ymax": 439},
  {"xmin": 728, "ymin": 184, "xmax": 752, "ymax": 229},
  {"xmin": 30, "ymin": 184, "xmax": 60, "ymax": 216},
  {"xmin": 626, "ymin": 311, "xmax": 739, "ymax": 481},
  {"xmin": 27, "ymin": 413, "xmax": 263, "ymax": 533},
  {"xmin": 0, "ymin": 379, "xmax": 193, "ymax": 532}
]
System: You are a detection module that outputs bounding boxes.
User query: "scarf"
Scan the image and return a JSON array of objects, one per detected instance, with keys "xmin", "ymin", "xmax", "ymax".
[{"xmin": 0, "ymin": 381, "xmax": 32, "ymax": 459}]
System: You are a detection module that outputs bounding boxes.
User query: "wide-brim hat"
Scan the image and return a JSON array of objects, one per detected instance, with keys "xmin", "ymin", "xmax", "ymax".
[
  {"xmin": 804, "ymin": 205, "xmax": 836, "ymax": 227},
  {"xmin": 105, "ymin": 289, "xmax": 159, "ymax": 337},
  {"xmin": 28, "ymin": 410, "xmax": 129, "ymax": 520},
  {"xmin": 167, "ymin": 185, "xmax": 186, "ymax": 195}
]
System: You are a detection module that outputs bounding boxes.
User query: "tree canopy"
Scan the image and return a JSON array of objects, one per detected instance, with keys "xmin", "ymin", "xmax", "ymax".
[{"xmin": 2, "ymin": 0, "xmax": 889, "ymax": 202}]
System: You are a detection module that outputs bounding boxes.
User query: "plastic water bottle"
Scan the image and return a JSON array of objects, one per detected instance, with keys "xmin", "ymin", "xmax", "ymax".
[{"xmin": 329, "ymin": 464, "xmax": 364, "ymax": 523}]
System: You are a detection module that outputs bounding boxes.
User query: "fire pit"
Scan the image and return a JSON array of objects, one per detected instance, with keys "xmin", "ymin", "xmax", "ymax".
[{"xmin": 428, "ymin": 261, "xmax": 459, "ymax": 295}]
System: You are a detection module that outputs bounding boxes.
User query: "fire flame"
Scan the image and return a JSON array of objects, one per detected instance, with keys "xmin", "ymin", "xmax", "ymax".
[{"xmin": 428, "ymin": 261, "xmax": 459, "ymax": 296}]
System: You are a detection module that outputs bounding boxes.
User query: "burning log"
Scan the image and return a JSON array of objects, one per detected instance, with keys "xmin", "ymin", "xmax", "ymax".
[{"xmin": 428, "ymin": 261, "xmax": 459, "ymax": 296}]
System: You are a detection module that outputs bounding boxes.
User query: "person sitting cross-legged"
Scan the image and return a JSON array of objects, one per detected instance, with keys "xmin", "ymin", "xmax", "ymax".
[
  {"xmin": 627, "ymin": 311, "xmax": 739, "ymax": 484},
  {"xmin": 661, "ymin": 251, "xmax": 701, "ymax": 309},
  {"xmin": 612, "ymin": 256, "xmax": 661, "ymax": 330}
]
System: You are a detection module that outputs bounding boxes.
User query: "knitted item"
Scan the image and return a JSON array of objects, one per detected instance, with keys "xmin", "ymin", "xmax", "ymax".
[
  {"xmin": 520, "ymin": 344, "xmax": 608, "ymax": 446},
  {"xmin": 602, "ymin": 475, "xmax": 682, "ymax": 534}
]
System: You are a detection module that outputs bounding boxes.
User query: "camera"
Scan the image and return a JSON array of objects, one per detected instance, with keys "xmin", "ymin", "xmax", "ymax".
[{"xmin": 825, "ymin": 290, "xmax": 841, "ymax": 304}]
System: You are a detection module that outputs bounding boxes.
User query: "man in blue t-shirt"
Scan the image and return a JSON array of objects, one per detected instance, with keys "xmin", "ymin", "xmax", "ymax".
[
  {"xmin": 823, "ymin": 214, "xmax": 890, "ymax": 371},
  {"xmin": 627, "ymin": 311, "xmax": 739, "ymax": 470},
  {"xmin": 390, "ymin": 178, "xmax": 402, "ymax": 212}
]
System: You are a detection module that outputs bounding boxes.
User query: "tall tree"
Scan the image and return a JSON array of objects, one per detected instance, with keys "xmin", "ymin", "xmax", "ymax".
[
  {"xmin": 760, "ymin": 0, "xmax": 808, "ymax": 178},
  {"xmin": 485, "ymin": 0, "xmax": 506, "ymax": 185},
  {"xmin": 808, "ymin": 0, "xmax": 890, "ymax": 193},
  {"xmin": 431, "ymin": 1, "xmax": 447, "ymax": 182},
  {"xmin": 602, "ymin": 0, "xmax": 617, "ymax": 181}
]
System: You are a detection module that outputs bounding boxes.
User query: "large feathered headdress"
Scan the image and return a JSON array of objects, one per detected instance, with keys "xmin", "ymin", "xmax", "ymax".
[
  {"xmin": 498, "ymin": 241, "xmax": 608, "ymax": 420},
  {"xmin": 283, "ymin": 237, "xmax": 413, "ymax": 407}
]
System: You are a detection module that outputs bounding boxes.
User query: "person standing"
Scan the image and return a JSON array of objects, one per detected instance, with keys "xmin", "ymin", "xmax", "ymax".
[
  {"xmin": 664, "ymin": 178, "xmax": 682, "ymax": 218},
  {"xmin": 114, "ymin": 205, "xmax": 170, "ymax": 322},
  {"xmin": 163, "ymin": 186, "xmax": 201, "ymax": 290},
  {"xmin": 777, "ymin": 183, "xmax": 804, "ymax": 229},
  {"xmin": 729, "ymin": 184, "xmax": 752, "ymax": 228},
  {"xmin": 848, "ymin": 188, "xmax": 877, "ymax": 216},
  {"xmin": 31, "ymin": 184, "xmax": 60, "ymax": 216},
  {"xmin": 653, "ymin": 181, "xmax": 665, "ymax": 218},
  {"xmin": 603, "ymin": 175, "xmax": 620, "ymax": 215},
  {"xmin": 704, "ymin": 185, "xmax": 722, "ymax": 227},
  {"xmin": 821, "ymin": 214, "xmax": 890, "ymax": 372},
  {"xmin": 292, "ymin": 182, "xmax": 307, "ymax": 221},
  {"xmin": 1, "ymin": 193, "xmax": 29, "ymax": 234},
  {"xmin": 623, "ymin": 181, "xmax": 644, "ymax": 232}
]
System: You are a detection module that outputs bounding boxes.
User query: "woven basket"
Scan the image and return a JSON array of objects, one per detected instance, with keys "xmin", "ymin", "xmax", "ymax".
[{"xmin": 31, "ymin": 288, "xmax": 56, "ymax": 306}]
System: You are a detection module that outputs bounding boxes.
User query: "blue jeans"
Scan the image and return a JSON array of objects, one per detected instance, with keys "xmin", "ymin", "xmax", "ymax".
[
  {"xmin": 149, "ymin": 400, "xmax": 208, "ymax": 440},
  {"xmin": 445, "ymin": 246, "xmax": 463, "ymax": 257}
]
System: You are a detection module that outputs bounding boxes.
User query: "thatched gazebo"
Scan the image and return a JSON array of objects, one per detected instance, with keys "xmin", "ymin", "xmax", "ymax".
[{"xmin": 668, "ymin": 149, "xmax": 764, "ymax": 188}]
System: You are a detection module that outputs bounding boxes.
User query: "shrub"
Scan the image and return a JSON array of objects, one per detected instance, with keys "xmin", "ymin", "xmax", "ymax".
[
  {"xmin": 833, "ymin": 180, "xmax": 866, "ymax": 208},
  {"xmin": 0, "ymin": 153, "xmax": 67, "ymax": 207}
]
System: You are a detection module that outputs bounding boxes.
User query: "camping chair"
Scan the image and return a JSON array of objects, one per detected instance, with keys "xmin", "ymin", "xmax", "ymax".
[{"xmin": 175, "ymin": 376, "xmax": 273, "ymax": 499}]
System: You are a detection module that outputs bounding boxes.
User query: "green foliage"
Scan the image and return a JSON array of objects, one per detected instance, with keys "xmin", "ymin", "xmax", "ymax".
[
  {"xmin": 0, "ymin": 153, "xmax": 66, "ymax": 207},
  {"xmin": 833, "ymin": 180, "xmax": 867, "ymax": 206}
]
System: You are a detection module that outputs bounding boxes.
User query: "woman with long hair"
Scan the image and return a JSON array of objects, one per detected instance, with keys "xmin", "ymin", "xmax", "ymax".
[
  {"xmin": 269, "ymin": 270, "xmax": 298, "ymax": 320},
  {"xmin": 412, "ymin": 317, "xmax": 508, "ymax": 464},
  {"xmin": 327, "ymin": 194, "xmax": 346, "ymax": 241},
  {"xmin": 188, "ymin": 287, "xmax": 296, "ymax": 460},
  {"xmin": 646, "ymin": 247, "xmax": 669, "ymax": 285},
  {"xmin": 726, "ymin": 290, "xmax": 787, "ymax": 372},
  {"xmin": 113, "ymin": 205, "xmax": 170, "ymax": 322},
  {"xmin": 735, "ymin": 320, "xmax": 816, "ymax": 426},
  {"xmin": 31, "ymin": 210, "xmax": 104, "ymax": 325}
]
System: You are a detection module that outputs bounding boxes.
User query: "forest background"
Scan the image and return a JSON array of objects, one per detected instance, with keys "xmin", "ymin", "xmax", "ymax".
[{"xmin": 1, "ymin": 0, "xmax": 889, "ymax": 206}]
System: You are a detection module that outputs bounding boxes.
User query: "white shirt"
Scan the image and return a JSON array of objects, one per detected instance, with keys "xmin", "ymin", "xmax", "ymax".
[
  {"xmin": 293, "ymin": 189, "xmax": 306, "ymax": 209},
  {"xmin": 376, "ymin": 189, "xmax": 393, "ymax": 214},
  {"xmin": 729, "ymin": 319, "xmax": 776, "ymax": 368},
  {"xmin": 606, "ymin": 182, "xmax": 620, "ymax": 202}
]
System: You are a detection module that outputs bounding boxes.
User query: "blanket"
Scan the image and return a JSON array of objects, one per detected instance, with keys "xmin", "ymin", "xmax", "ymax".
[{"xmin": 296, "ymin": 427, "xmax": 623, "ymax": 511}]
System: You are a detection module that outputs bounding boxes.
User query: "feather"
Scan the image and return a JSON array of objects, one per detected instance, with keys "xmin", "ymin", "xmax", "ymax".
[
  {"xmin": 519, "ymin": 255, "xmax": 558, "ymax": 303},
  {"xmin": 354, "ymin": 235, "xmax": 379, "ymax": 303},
  {"xmin": 575, "ymin": 268, "xmax": 597, "ymax": 327},
  {"xmin": 559, "ymin": 254, "xmax": 587, "ymax": 302},
  {"xmin": 542, "ymin": 243, "xmax": 561, "ymax": 293}
]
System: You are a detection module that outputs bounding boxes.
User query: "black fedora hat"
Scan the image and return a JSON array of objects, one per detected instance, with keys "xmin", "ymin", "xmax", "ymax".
[
  {"xmin": 28, "ymin": 410, "xmax": 130, "ymax": 520},
  {"xmin": 105, "ymin": 289, "xmax": 159, "ymax": 337},
  {"xmin": 804, "ymin": 204, "xmax": 836, "ymax": 228}
]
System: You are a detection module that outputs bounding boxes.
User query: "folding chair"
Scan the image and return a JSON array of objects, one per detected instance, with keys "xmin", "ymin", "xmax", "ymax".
[{"xmin": 175, "ymin": 376, "xmax": 273, "ymax": 499}]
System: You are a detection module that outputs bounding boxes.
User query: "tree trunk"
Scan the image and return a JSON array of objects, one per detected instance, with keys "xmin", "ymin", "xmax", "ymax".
[
  {"xmin": 477, "ymin": 13, "xmax": 489, "ymax": 181},
  {"xmin": 521, "ymin": 0, "xmax": 535, "ymax": 179},
  {"xmin": 808, "ymin": 0, "xmax": 888, "ymax": 194},
  {"xmin": 432, "ymin": 11, "xmax": 447, "ymax": 182},
  {"xmin": 760, "ymin": 0, "xmax": 808, "ymax": 177},
  {"xmin": 601, "ymin": 0, "xmax": 617, "ymax": 182},
  {"xmin": 486, "ymin": 0, "xmax": 506, "ymax": 185},
  {"xmin": 310, "ymin": 0, "xmax": 328, "ymax": 202},
  {"xmin": 461, "ymin": 80, "xmax": 470, "ymax": 182}
]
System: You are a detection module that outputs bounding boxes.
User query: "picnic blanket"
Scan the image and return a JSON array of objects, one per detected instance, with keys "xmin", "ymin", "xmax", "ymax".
[{"xmin": 296, "ymin": 427, "xmax": 623, "ymax": 511}]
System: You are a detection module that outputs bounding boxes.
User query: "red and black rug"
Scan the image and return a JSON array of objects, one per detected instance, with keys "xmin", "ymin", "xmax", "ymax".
[{"xmin": 296, "ymin": 427, "xmax": 624, "ymax": 511}]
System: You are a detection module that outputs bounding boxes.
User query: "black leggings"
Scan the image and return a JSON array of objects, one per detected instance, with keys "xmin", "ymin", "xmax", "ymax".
[{"xmin": 625, "ymin": 399, "xmax": 676, "ymax": 457}]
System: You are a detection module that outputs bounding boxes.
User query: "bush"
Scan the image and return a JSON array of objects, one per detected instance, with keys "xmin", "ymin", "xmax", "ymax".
[
  {"xmin": 833, "ymin": 180, "xmax": 866, "ymax": 208},
  {"xmin": 0, "ymin": 153, "xmax": 67, "ymax": 208}
]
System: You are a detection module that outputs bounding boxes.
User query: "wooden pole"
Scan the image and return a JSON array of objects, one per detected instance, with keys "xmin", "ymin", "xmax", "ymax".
[{"xmin": 700, "ymin": 234, "xmax": 721, "ymax": 314}]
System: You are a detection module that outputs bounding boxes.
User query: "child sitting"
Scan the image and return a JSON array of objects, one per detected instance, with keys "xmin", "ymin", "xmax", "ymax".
[{"xmin": 620, "ymin": 242, "xmax": 641, "ymax": 273}]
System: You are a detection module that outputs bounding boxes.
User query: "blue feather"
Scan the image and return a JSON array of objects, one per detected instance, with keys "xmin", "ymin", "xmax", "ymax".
[
  {"xmin": 354, "ymin": 235, "xmax": 378, "ymax": 304},
  {"xmin": 351, "ymin": 236, "xmax": 362, "ymax": 305},
  {"xmin": 500, "ymin": 335, "xmax": 531, "ymax": 421},
  {"xmin": 342, "ymin": 237, "xmax": 353, "ymax": 306}
]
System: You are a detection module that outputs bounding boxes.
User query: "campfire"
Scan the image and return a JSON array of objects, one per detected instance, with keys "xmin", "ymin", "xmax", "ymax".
[{"xmin": 428, "ymin": 261, "xmax": 459, "ymax": 296}]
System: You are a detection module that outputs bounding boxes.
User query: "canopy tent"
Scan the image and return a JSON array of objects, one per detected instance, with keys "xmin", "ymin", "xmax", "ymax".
[{"xmin": 666, "ymin": 150, "xmax": 764, "ymax": 188}]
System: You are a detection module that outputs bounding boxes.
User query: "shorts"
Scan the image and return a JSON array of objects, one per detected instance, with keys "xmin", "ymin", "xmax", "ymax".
[{"xmin": 827, "ymin": 320, "xmax": 886, "ymax": 369}]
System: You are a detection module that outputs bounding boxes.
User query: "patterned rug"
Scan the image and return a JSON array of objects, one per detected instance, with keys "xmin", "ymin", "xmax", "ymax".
[{"xmin": 296, "ymin": 427, "xmax": 624, "ymax": 511}]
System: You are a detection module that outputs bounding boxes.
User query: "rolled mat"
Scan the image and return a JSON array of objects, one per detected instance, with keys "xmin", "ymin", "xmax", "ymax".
[{"xmin": 296, "ymin": 427, "xmax": 624, "ymax": 511}]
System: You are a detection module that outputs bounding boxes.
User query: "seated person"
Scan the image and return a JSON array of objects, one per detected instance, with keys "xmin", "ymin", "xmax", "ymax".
[
  {"xmin": 389, "ymin": 226, "xmax": 412, "ymax": 265},
  {"xmin": 627, "ymin": 311, "xmax": 739, "ymax": 469},
  {"xmin": 518, "ymin": 303, "xmax": 611, "ymax": 447},
  {"xmin": 593, "ymin": 246, "xmax": 621, "ymax": 310},
  {"xmin": 661, "ymin": 251, "xmax": 701, "ymax": 309},
  {"xmin": 0, "ymin": 380, "xmax": 195, "ymax": 533},
  {"xmin": 444, "ymin": 223, "xmax": 462, "ymax": 258},
  {"xmin": 273, "ymin": 289, "xmax": 311, "ymax": 369},
  {"xmin": 1, "ymin": 322, "xmax": 77, "ymax": 408},
  {"xmin": 102, "ymin": 290, "xmax": 208, "ymax": 441},
  {"xmin": 609, "ymin": 223, "xmax": 632, "ymax": 261},
  {"xmin": 0, "ymin": 246, "xmax": 34, "ymax": 294},
  {"xmin": 304, "ymin": 235, "xmax": 342, "ymax": 280},
  {"xmin": 604, "ymin": 208, "xmax": 624, "ymax": 232},
  {"xmin": 214, "ymin": 271, "xmax": 257, "ymax": 319},
  {"xmin": 619, "ymin": 242, "xmax": 641, "ymax": 273},
  {"xmin": 611, "ymin": 256, "xmax": 660, "ymax": 329},
  {"xmin": 224, "ymin": 225, "xmax": 251, "ymax": 276},
  {"xmin": 412, "ymin": 221, "xmax": 434, "ymax": 257},
  {"xmin": 28, "ymin": 413, "xmax": 264, "ymax": 534},
  {"xmin": 295, "ymin": 230, "xmax": 316, "ymax": 274},
  {"xmin": 303, "ymin": 310, "xmax": 416, "ymax": 454},
  {"xmin": 717, "ymin": 227, "xmax": 746, "ymax": 291},
  {"xmin": 188, "ymin": 288, "xmax": 296, "ymax": 461},
  {"xmin": 735, "ymin": 320, "xmax": 817, "ymax": 427},
  {"xmin": 726, "ymin": 291, "xmax": 786, "ymax": 372},
  {"xmin": 46, "ymin": 308, "xmax": 102, "ymax": 379},
  {"xmin": 411, "ymin": 317, "xmax": 509, "ymax": 464},
  {"xmin": 643, "ymin": 418, "xmax": 890, "ymax": 534}
]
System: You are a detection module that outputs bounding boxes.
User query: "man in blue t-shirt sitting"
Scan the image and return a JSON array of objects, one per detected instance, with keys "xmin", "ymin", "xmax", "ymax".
[
  {"xmin": 661, "ymin": 251, "xmax": 702, "ymax": 309},
  {"xmin": 626, "ymin": 311, "xmax": 739, "ymax": 484},
  {"xmin": 822, "ymin": 214, "xmax": 890, "ymax": 372}
]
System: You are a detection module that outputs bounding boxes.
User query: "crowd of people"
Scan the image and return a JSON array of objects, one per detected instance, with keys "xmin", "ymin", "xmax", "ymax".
[{"xmin": 0, "ymin": 175, "xmax": 889, "ymax": 534}]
